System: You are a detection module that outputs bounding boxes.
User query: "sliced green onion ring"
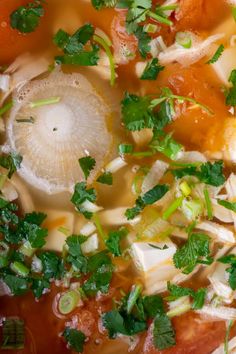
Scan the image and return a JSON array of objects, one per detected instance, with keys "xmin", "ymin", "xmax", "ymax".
[
  {"xmin": 10, "ymin": 261, "xmax": 30, "ymax": 277},
  {"xmin": 176, "ymin": 32, "xmax": 192, "ymax": 49},
  {"xmin": 58, "ymin": 290, "xmax": 80, "ymax": 315}
]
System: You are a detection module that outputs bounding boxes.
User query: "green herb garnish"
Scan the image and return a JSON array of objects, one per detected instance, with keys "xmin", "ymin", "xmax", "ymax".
[
  {"xmin": 79, "ymin": 156, "xmax": 96, "ymax": 180},
  {"xmin": 207, "ymin": 44, "xmax": 224, "ymax": 64},
  {"xmin": 10, "ymin": 0, "xmax": 44, "ymax": 33},
  {"xmin": 63, "ymin": 328, "xmax": 86, "ymax": 353}
]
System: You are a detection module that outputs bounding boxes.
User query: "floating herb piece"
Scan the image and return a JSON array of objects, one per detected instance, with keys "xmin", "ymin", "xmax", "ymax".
[
  {"xmin": 10, "ymin": 0, "xmax": 44, "ymax": 33},
  {"xmin": 79, "ymin": 156, "xmax": 96, "ymax": 180},
  {"xmin": 207, "ymin": 44, "xmax": 224, "ymax": 64}
]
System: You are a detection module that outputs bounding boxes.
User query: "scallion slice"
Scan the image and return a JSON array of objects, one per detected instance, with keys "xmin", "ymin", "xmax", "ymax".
[
  {"xmin": 118, "ymin": 144, "xmax": 134, "ymax": 154},
  {"xmin": 58, "ymin": 290, "xmax": 80, "ymax": 315},
  {"xmin": 203, "ymin": 187, "xmax": 213, "ymax": 220},
  {"xmin": 176, "ymin": 32, "xmax": 192, "ymax": 49},
  {"xmin": 19, "ymin": 241, "xmax": 35, "ymax": 257},
  {"xmin": 163, "ymin": 196, "xmax": 184, "ymax": 220},
  {"xmin": 29, "ymin": 97, "xmax": 61, "ymax": 108},
  {"xmin": 10, "ymin": 261, "xmax": 30, "ymax": 277},
  {"xmin": 127, "ymin": 284, "xmax": 143, "ymax": 314},
  {"xmin": 179, "ymin": 181, "xmax": 191, "ymax": 197}
]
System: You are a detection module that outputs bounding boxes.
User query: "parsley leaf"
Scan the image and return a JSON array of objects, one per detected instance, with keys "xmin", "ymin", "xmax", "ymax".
[
  {"xmin": 10, "ymin": 1, "xmax": 44, "ymax": 33},
  {"xmin": 226, "ymin": 69, "xmax": 236, "ymax": 106},
  {"xmin": 54, "ymin": 24, "xmax": 100, "ymax": 66},
  {"xmin": 92, "ymin": 0, "xmax": 117, "ymax": 10},
  {"xmin": 105, "ymin": 227, "xmax": 128, "ymax": 256},
  {"xmin": 150, "ymin": 130, "xmax": 183, "ymax": 160},
  {"xmin": 171, "ymin": 161, "xmax": 225, "ymax": 187},
  {"xmin": 0, "ymin": 152, "xmax": 22, "ymax": 178},
  {"xmin": 97, "ymin": 171, "xmax": 113, "ymax": 185},
  {"xmin": 167, "ymin": 282, "xmax": 206, "ymax": 309},
  {"xmin": 173, "ymin": 233, "xmax": 212, "ymax": 274},
  {"xmin": 121, "ymin": 92, "xmax": 155, "ymax": 131},
  {"xmin": 38, "ymin": 251, "xmax": 64, "ymax": 280},
  {"xmin": 63, "ymin": 327, "xmax": 86, "ymax": 353},
  {"xmin": 71, "ymin": 182, "xmax": 97, "ymax": 219},
  {"xmin": 140, "ymin": 58, "xmax": 164, "ymax": 80},
  {"xmin": 78, "ymin": 156, "xmax": 96, "ymax": 180},
  {"xmin": 218, "ymin": 254, "xmax": 236, "ymax": 290},
  {"xmin": 153, "ymin": 313, "xmax": 176, "ymax": 350},
  {"xmin": 2, "ymin": 274, "xmax": 28, "ymax": 295},
  {"xmin": 125, "ymin": 184, "xmax": 169, "ymax": 220},
  {"xmin": 217, "ymin": 199, "xmax": 236, "ymax": 213},
  {"xmin": 207, "ymin": 44, "xmax": 224, "ymax": 64},
  {"xmin": 66, "ymin": 235, "xmax": 88, "ymax": 273}
]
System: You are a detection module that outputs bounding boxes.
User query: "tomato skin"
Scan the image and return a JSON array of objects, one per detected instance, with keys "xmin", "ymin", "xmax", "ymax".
[
  {"xmin": 0, "ymin": 0, "xmax": 48, "ymax": 65},
  {"xmin": 141, "ymin": 312, "xmax": 226, "ymax": 354}
]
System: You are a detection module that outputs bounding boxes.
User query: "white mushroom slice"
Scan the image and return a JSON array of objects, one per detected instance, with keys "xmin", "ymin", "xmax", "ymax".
[
  {"xmin": 6, "ymin": 71, "xmax": 112, "ymax": 194},
  {"xmin": 43, "ymin": 209, "xmax": 74, "ymax": 252},
  {"xmin": 141, "ymin": 160, "xmax": 169, "ymax": 194},
  {"xmin": 197, "ymin": 221, "xmax": 235, "ymax": 244},
  {"xmin": 130, "ymin": 241, "xmax": 192, "ymax": 294},
  {"xmin": 197, "ymin": 305, "xmax": 236, "ymax": 321},
  {"xmin": 159, "ymin": 33, "xmax": 224, "ymax": 66}
]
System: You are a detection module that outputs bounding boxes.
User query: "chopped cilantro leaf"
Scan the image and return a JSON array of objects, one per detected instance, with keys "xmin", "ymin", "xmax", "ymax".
[
  {"xmin": 173, "ymin": 233, "xmax": 212, "ymax": 274},
  {"xmin": 38, "ymin": 251, "xmax": 64, "ymax": 280},
  {"xmin": 63, "ymin": 327, "xmax": 86, "ymax": 353},
  {"xmin": 207, "ymin": 44, "xmax": 224, "ymax": 64},
  {"xmin": 218, "ymin": 254, "xmax": 236, "ymax": 290},
  {"xmin": 20, "ymin": 222, "xmax": 48, "ymax": 248},
  {"xmin": 143, "ymin": 295, "xmax": 164, "ymax": 318},
  {"xmin": 91, "ymin": 0, "xmax": 117, "ymax": 9},
  {"xmin": 125, "ymin": 184, "xmax": 169, "ymax": 220},
  {"xmin": 31, "ymin": 277, "xmax": 50, "ymax": 299},
  {"xmin": 105, "ymin": 228, "xmax": 128, "ymax": 256},
  {"xmin": 140, "ymin": 58, "xmax": 164, "ymax": 80},
  {"xmin": 167, "ymin": 282, "xmax": 206, "ymax": 309},
  {"xmin": 150, "ymin": 130, "xmax": 183, "ymax": 160},
  {"xmin": 153, "ymin": 313, "xmax": 176, "ymax": 350},
  {"xmin": 134, "ymin": 26, "xmax": 151, "ymax": 58},
  {"xmin": 78, "ymin": 156, "xmax": 96, "ymax": 180},
  {"xmin": 71, "ymin": 182, "xmax": 97, "ymax": 219},
  {"xmin": 97, "ymin": 171, "xmax": 113, "ymax": 185},
  {"xmin": 121, "ymin": 92, "xmax": 154, "ymax": 131},
  {"xmin": 217, "ymin": 199, "xmax": 236, "ymax": 213},
  {"xmin": 10, "ymin": 1, "xmax": 44, "ymax": 33},
  {"xmin": 66, "ymin": 235, "xmax": 88, "ymax": 273},
  {"xmin": 171, "ymin": 161, "xmax": 225, "ymax": 187},
  {"xmin": 226, "ymin": 69, "xmax": 236, "ymax": 106},
  {"xmin": 55, "ymin": 44, "xmax": 100, "ymax": 66},
  {"xmin": 2, "ymin": 274, "xmax": 28, "ymax": 295},
  {"xmin": 0, "ymin": 152, "xmax": 22, "ymax": 178},
  {"xmin": 24, "ymin": 212, "xmax": 47, "ymax": 226}
]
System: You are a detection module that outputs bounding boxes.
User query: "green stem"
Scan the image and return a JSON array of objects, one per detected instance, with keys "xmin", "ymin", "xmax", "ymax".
[
  {"xmin": 29, "ymin": 96, "xmax": 61, "ymax": 108},
  {"xmin": 0, "ymin": 100, "xmax": 13, "ymax": 116},
  {"xmin": 148, "ymin": 10, "xmax": 173, "ymax": 26},
  {"xmin": 93, "ymin": 34, "xmax": 116, "ymax": 86},
  {"xmin": 93, "ymin": 213, "xmax": 107, "ymax": 241},
  {"xmin": 163, "ymin": 196, "xmax": 184, "ymax": 220},
  {"xmin": 203, "ymin": 187, "xmax": 213, "ymax": 220}
]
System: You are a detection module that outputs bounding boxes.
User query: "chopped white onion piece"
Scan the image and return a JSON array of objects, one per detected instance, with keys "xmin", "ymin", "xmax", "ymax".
[
  {"xmin": 176, "ymin": 150, "xmax": 207, "ymax": 163},
  {"xmin": 197, "ymin": 221, "xmax": 235, "ymax": 244},
  {"xmin": 80, "ymin": 200, "xmax": 103, "ymax": 213},
  {"xmin": 142, "ymin": 160, "xmax": 169, "ymax": 194},
  {"xmin": 80, "ymin": 222, "xmax": 96, "ymax": 236},
  {"xmin": 225, "ymin": 173, "xmax": 236, "ymax": 231},
  {"xmin": 208, "ymin": 263, "xmax": 234, "ymax": 302},
  {"xmin": 0, "ymin": 280, "xmax": 11, "ymax": 296},
  {"xmin": 143, "ymin": 218, "xmax": 171, "ymax": 238},
  {"xmin": 1, "ymin": 183, "xmax": 18, "ymax": 202},
  {"xmin": 105, "ymin": 157, "xmax": 127, "ymax": 173},
  {"xmin": 167, "ymin": 296, "xmax": 191, "ymax": 318},
  {"xmin": 159, "ymin": 33, "xmax": 224, "ymax": 66},
  {"xmin": 150, "ymin": 36, "xmax": 167, "ymax": 58},
  {"xmin": 99, "ymin": 207, "xmax": 141, "ymax": 226},
  {"xmin": 135, "ymin": 62, "xmax": 147, "ymax": 78},
  {"xmin": 81, "ymin": 233, "xmax": 99, "ymax": 254}
]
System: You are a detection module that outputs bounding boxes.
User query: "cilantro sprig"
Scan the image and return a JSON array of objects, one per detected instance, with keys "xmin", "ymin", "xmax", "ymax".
[
  {"xmin": 79, "ymin": 156, "xmax": 96, "ymax": 180},
  {"xmin": 166, "ymin": 282, "xmax": 206, "ymax": 309},
  {"xmin": 218, "ymin": 254, "xmax": 236, "ymax": 290},
  {"xmin": 10, "ymin": 0, "xmax": 44, "ymax": 33}
]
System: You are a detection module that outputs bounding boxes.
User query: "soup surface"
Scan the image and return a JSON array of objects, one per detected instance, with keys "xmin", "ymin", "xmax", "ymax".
[{"xmin": 0, "ymin": 0, "xmax": 236, "ymax": 353}]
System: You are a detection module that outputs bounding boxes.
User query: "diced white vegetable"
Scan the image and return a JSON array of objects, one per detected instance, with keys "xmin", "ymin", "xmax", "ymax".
[
  {"xmin": 80, "ymin": 222, "xmax": 96, "ymax": 236},
  {"xmin": 225, "ymin": 173, "xmax": 236, "ymax": 230},
  {"xmin": 131, "ymin": 241, "xmax": 177, "ymax": 272},
  {"xmin": 80, "ymin": 200, "xmax": 103, "ymax": 213},
  {"xmin": 1, "ymin": 183, "xmax": 18, "ymax": 202},
  {"xmin": 99, "ymin": 207, "xmax": 141, "ymax": 225},
  {"xmin": 212, "ymin": 336, "xmax": 236, "ymax": 354},
  {"xmin": 141, "ymin": 160, "xmax": 169, "ymax": 194},
  {"xmin": 197, "ymin": 221, "xmax": 235, "ymax": 244},
  {"xmin": 0, "ymin": 74, "xmax": 10, "ymax": 92},
  {"xmin": 105, "ymin": 157, "xmax": 127, "ymax": 173},
  {"xmin": 159, "ymin": 33, "xmax": 224, "ymax": 66},
  {"xmin": 43, "ymin": 210, "xmax": 74, "ymax": 252},
  {"xmin": 131, "ymin": 129, "xmax": 153, "ymax": 147},
  {"xmin": 208, "ymin": 263, "xmax": 234, "ymax": 302},
  {"xmin": 212, "ymin": 47, "xmax": 236, "ymax": 86},
  {"xmin": 197, "ymin": 305, "xmax": 236, "ymax": 320},
  {"xmin": 130, "ymin": 241, "xmax": 190, "ymax": 294},
  {"xmin": 81, "ymin": 233, "xmax": 99, "ymax": 254},
  {"xmin": 150, "ymin": 36, "xmax": 167, "ymax": 58}
]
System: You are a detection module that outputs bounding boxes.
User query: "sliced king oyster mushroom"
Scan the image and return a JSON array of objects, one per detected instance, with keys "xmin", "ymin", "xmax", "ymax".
[{"xmin": 6, "ymin": 71, "xmax": 113, "ymax": 194}]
